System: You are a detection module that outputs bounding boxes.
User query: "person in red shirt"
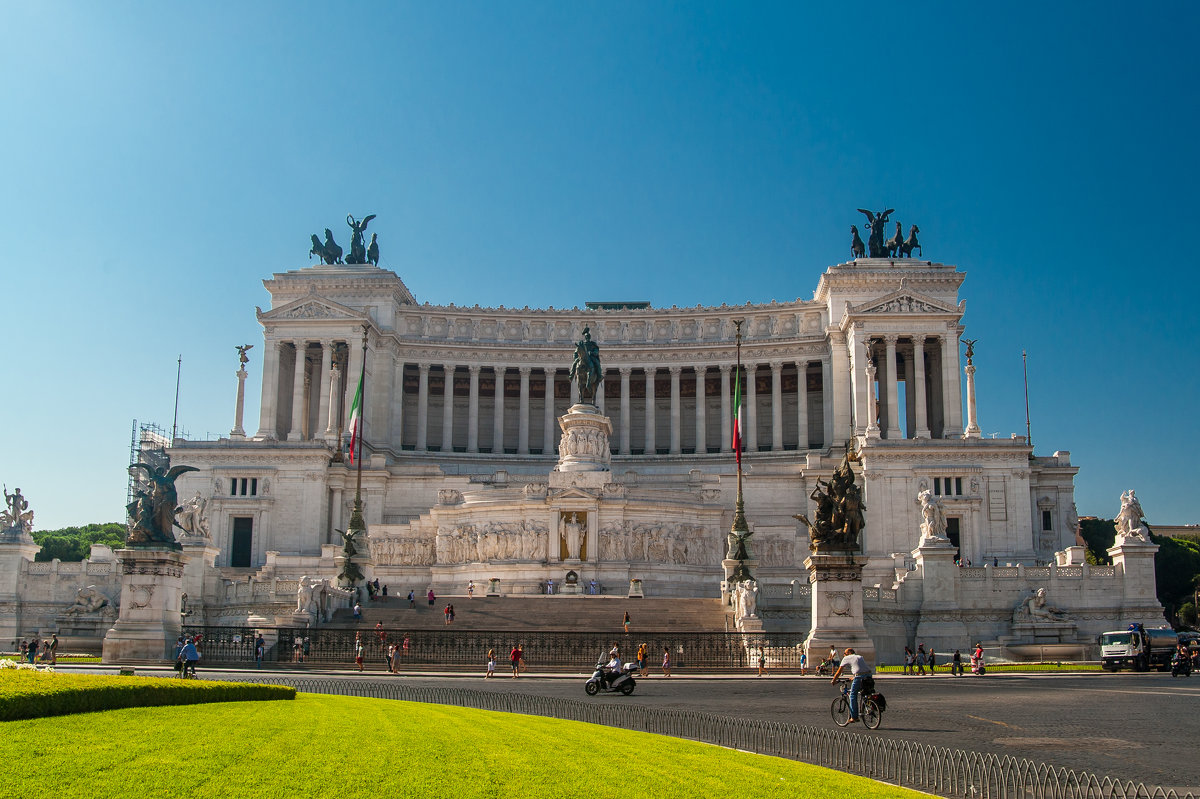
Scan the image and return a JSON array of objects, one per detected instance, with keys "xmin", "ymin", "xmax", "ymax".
[{"xmin": 509, "ymin": 644, "xmax": 524, "ymax": 678}]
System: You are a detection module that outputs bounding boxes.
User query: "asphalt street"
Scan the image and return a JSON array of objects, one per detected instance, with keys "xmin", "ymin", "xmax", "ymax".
[{"xmin": 77, "ymin": 666, "xmax": 1200, "ymax": 792}]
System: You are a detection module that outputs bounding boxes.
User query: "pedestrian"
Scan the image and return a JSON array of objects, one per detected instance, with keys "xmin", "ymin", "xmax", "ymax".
[
  {"xmin": 428, "ymin": 588, "xmax": 436, "ymax": 606},
  {"xmin": 302, "ymin": 636, "xmax": 310, "ymax": 662},
  {"xmin": 180, "ymin": 638, "xmax": 200, "ymax": 678},
  {"xmin": 928, "ymin": 648, "xmax": 937, "ymax": 674},
  {"xmin": 799, "ymin": 650, "xmax": 807, "ymax": 675},
  {"xmin": 48, "ymin": 633, "xmax": 58, "ymax": 666},
  {"xmin": 382, "ymin": 584, "xmax": 388, "ymax": 597},
  {"xmin": 636, "ymin": 642, "xmax": 648, "ymax": 677},
  {"xmin": 509, "ymin": 643, "xmax": 523, "ymax": 678},
  {"xmin": 486, "ymin": 649, "xmax": 495, "ymax": 679},
  {"xmin": 662, "ymin": 646, "xmax": 672, "ymax": 677},
  {"xmin": 903, "ymin": 646, "xmax": 914, "ymax": 675},
  {"xmin": 444, "ymin": 604, "xmax": 452, "ymax": 625},
  {"xmin": 172, "ymin": 636, "xmax": 185, "ymax": 676},
  {"xmin": 255, "ymin": 634, "xmax": 265, "ymax": 669},
  {"xmin": 916, "ymin": 644, "xmax": 927, "ymax": 675},
  {"xmin": 373, "ymin": 578, "xmax": 381, "ymax": 595},
  {"xmin": 951, "ymin": 649, "xmax": 963, "ymax": 676},
  {"xmin": 27, "ymin": 637, "xmax": 37, "ymax": 665},
  {"xmin": 408, "ymin": 590, "xmax": 415, "ymax": 608},
  {"xmin": 293, "ymin": 638, "xmax": 302, "ymax": 663},
  {"xmin": 589, "ymin": 579, "xmax": 598, "ymax": 595},
  {"xmin": 375, "ymin": 621, "xmax": 386, "ymax": 642},
  {"xmin": 355, "ymin": 634, "xmax": 365, "ymax": 672},
  {"xmin": 467, "ymin": 580, "xmax": 474, "ymax": 599},
  {"xmin": 387, "ymin": 644, "xmax": 396, "ymax": 673},
  {"xmin": 623, "ymin": 611, "xmax": 631, "ymax": 633},
  {"xmin": 449, "ymin": 604, "xmax": 455, "ymax": 623},
  {"xmin": 757, "ymin": 650, "xmax": 768, "ymax": 677},
  {"xmin": 403, "ymin": 635, "xmax": 410, "ymax": 656},
  {"xmin": 353, "ymin": 602, "xmax": 362, "ymax": 620}
]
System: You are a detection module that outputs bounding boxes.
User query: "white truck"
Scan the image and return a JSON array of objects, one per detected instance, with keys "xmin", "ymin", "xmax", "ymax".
[{"xmin": 1099, "ymin": 624, "xmax": 1178, "ymax": 671}]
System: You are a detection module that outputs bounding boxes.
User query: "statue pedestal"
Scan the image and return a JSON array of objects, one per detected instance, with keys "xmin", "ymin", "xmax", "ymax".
[
  {"xmin": 803, "ymin": 551, "xmax": 875, "ymax": 666},
  {"xmin": 627, "ymin": 578, "xmax": 644, "ymax": 598},
  {"xmin": 0, "ymin": 525, "xmax": 39, "ymax": 643},
  {"xmin": 554, "ymin": 404, "xmax": 612, "ymax": 473},
  {"xmin": 912, "ymin": 541, "xmax": 968, "ymax": 650},
  {"xmin": 486, "ymin": 578, "xmax": 502, "ymax": 597},
  {"xmin": 1108, "ymin": 538, "xmax": 1163, "ymax": 622},
  {"xmin": 102, "ymin": 547, "xmax": 187, "ymax": 663}
]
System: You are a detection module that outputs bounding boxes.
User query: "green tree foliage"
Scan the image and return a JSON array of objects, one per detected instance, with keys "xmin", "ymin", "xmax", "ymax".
[
  {"xmin": 31, "ymin": 523, "xmax": 125, "ymax": 562},
  {"xmin": 1180, "ymin": 602, "xmax": 1198, "ymax": 628},
  {"xmin": 1151, "ymin": 532, "xmax": 1200, "ymax": 621},
  {"xmin": 1078, "ymin": 518, "xmax": 1114, "ymax": 565}
]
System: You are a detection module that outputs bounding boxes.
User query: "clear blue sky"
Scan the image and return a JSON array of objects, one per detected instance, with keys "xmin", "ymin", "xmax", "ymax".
[{"xmin": 2, "ymin": 2, "xmax": 1196, "ymax": 531}]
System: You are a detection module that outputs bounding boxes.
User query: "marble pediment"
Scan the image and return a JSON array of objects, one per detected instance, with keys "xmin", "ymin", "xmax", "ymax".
[
  {"xmin": 256, "ymin": 293, "xmax": 367, "ymax": 323},
  {"xmin": 547, "ymin": 486, "xmax": 600, "ymax": 502},
  {"xmin": 852, "ymin": 289, "xmax": 961, "ymax": 317}
]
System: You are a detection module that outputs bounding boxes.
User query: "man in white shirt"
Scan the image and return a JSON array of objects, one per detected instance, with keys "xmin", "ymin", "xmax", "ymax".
[{"xmin": 830, "ymin": 647, "xmax": 871, "ymax": 723}]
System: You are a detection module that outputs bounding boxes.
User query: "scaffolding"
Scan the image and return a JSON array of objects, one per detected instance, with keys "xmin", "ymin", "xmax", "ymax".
[{"xmin": 125, "ymin": 419, "xmax": 173, "ymax": 513}]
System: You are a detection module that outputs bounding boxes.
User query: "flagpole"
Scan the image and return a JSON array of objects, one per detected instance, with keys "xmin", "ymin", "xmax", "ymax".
[
  {"xmin": 729, "ymin": 319, "xmax": 751, "ymax": 582},
  {"xmin": 343, "ymin": 324, "xmax": 369, "ymax": 589}
]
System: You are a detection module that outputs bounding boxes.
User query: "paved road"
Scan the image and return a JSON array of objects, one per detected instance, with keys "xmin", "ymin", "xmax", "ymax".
[{"xmin": 78, "ymin": 666, "xmax": 1200, "ymax": 791}]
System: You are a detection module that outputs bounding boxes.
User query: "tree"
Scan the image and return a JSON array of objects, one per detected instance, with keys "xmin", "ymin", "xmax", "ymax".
[{"xmin": 31, "ymin": 523, "xmax": 125, "ymax": 562}]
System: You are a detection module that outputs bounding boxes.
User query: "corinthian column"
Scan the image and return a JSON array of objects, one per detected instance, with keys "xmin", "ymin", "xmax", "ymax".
[
  {"xmin": 441, "ymin": 364, "xmax": 455, "ymax": 452},
  {"xmin": 255, "ymin": 339, "xmax": 283, "ymax": 439},
  {"xmin": 467, "ymin": 365, "xmax": 480, "ymax": 453},
  {"xmin": 518, "ymin": 366, "xmax": 531, "ymax": 454},
  {"xmin": 492, "ymin": 367, "xmax": 505, "ymax": 453},
  {"xmin": 315, "ymin": 341, "xmax": 332, "ymax": 440},
  {"xmin": 543, "ymin": 369, "xmax": 556, "ymax": 455},
  {"xmin": 287, "ymin": 341, "xmax": 307, "ymax": 441},
  {"xmin": 325, "ymin": 358, "xmax": 341, "ymax": 441},
  {"xmin": 884, "ymin": 335, "xmax": 901, "ymax": 439},
  {"xmin": 669, "ymin": 366, "xmax": 682, "ymax": 455},
  {"xmin": 720, "ymin": 364, "xmax": 731, "ymax": 453},
  {"xmin": 913, "ymin": 338, "xmax": 930, "ymax": 438},
  {"xmin": 745, "ymin": 363, "xmax": 758, "ymax": 452},
  {"xmin": 416, "ymin": 363, "xmax": 430, "ymax": 452},
  {"xmin": 644, "ymin": 368, "xmax": 656, "ymax": 454},
  {"xmin": 619, "ymin": 367, "xmax": 632, "ymax": 455},
  {"xmin": 770, "ymin": 361, "xmax": 783, "ymax": 451},
  {"xmin": 964, "ymin": 358, "xmax": 981, "ymax": 439},
  {"xmin": 694, "ymin": 366, "xmax": 707, "ymax": 454},
  {"xmin": 231, "ymin": 361, "xmax": 248, "ymax": 439},
  {"xmin": 795, "ymin": 360, "xmax": 809, "ymax": 450}
]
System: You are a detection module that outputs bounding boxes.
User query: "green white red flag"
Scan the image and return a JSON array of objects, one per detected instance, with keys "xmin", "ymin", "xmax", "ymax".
[
  {"xmin": 347, "ymin": 372, "xmax": 363, "ymax": 463},
  {"xmin": 732, "ymin": 366, "xmax": 743, "ymax": 466}
]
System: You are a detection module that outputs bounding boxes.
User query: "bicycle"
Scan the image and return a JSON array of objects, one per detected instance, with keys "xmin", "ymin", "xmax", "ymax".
[{"xmin": 830, "ymin": 677, "xmax": 884, "ymax": 729}]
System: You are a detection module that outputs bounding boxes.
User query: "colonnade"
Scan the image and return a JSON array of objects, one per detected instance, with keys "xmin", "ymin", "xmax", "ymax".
[
  {"xmin": 255, "ymin": 339, "xmax": 353, "ymax": 442},
  {"xmin": 862, "ymin": 333, "xmax": 961, "ymax": 439}
]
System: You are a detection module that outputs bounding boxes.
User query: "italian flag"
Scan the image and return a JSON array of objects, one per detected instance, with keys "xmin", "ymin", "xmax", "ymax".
[
  {"xmin": 347, "ymin": 373, "xmax": 363, "ymax": 463},
  {"xmin": 732, "ymin": 365, "xmax": 743, "ymax": 465}
]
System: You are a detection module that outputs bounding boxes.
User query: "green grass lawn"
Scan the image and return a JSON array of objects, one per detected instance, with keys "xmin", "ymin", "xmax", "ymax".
[{"xmin": 1, "ymin": 693, "xmax": 924, "ymax": 799}]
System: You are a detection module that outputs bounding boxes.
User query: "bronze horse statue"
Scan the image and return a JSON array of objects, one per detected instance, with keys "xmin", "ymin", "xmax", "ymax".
[
  {"xmin": 900, "ymin": 225, "xmax": 921, "ymax": 258},
  {"xmin": 850, "ymin": 225, "xmax": 866, "ymax": 259},
  {"xmin": 309, "ymin": 229, "xmax": 344, "ymax": 264},
  {"xmin": 885, "ymin": 221, "xmax": 904, "ymax": 258},
  {"xmin": 569, "ymin": 333, "xmax": 603, "ymax": 405},
  {"xmin": 857, "ymin": 208, "xmax": 894, "ymax": 258}
]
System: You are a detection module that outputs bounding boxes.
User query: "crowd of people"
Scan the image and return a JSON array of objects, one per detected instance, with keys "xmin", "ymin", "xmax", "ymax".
[{"xmin": 12, "ymin": 634, "xmax": 58, "ymax": 666}]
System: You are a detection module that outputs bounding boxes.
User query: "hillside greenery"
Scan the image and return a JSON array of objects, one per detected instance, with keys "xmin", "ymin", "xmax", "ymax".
[{"xmin": 31, "ymin": 522, "xmax": 125, "ymax": 562}]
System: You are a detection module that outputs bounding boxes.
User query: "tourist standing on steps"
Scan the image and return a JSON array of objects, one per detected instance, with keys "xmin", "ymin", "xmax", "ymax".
[
  {"xmin": 449, "ymin": 604, "xmax": 455, "ymax": 623},
  {"xmin": 353, "ymin": 602, "xmax": 361, "ymax": 620},
  {"xmin": 428, "ymin": 588, "xmax": 436, "ymax": 606},
  {"xmin": 467, "ymin": 580, "xmax": 474, "ymax": 598},
  {"xmin": 408, "ymin": 590, "xmax": 415, "ymax": 608},
  {"xmin": 623, "ymin": 611, "xmax": 631, "ymax": 633},
  {"xmin": 509, "ymin": 643, "xmax": 523, "ymax": 678},
  {"xmin": 444, "ymin": 604, "xmax": 451, "ymax": 625}
]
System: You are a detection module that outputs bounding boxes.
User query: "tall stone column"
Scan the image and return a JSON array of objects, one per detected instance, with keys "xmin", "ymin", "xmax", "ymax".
[
  {"xmin": 796, "ymin": 360, "xmax": 809, "ymax": 450},
  {"xmin": 694, "ymin": 366, "xmax": 707, "ymax": 454},
  {"xmin": 828, "ymin": 332, "xmax": 850, "ymax": 446},
  {"xmin": 720, "ymin": 365, "xmax": 731, "ymax": 453},
  {"xmin": 964, "ymin": 361, "xmax": 981, "ymax": 439},
  {"xmin": 330, "ymin": 487, "xmax": 344, "ymax": 542},
  {"xmin": 325, "ymin": 359, "xmax": 341, "ymax": 442},
  {"xmin": 343, "ymin": 341, "xmax": 363, "ymax": 437},
  {"xmin": 942, "ymin": 331, "xmax": 963, "ymax": 436},
  {"xmin": 745, "ymin": 363, "xmax": 758, "ymax": 452},
  {"xmin": 255, "ymin": 338, "xmax": 282, "ymax": 439},
  {"xmin": 441, "ymin": 364, "xmax": 456, "ymax": 452},
  {"xmin": 821, "ymin": 356, "xmax": 833, "ymax": 447},
  {"xmin": 302, "ymin": 370, "xmax": 313, "ymax": 439},
  {"xmin": 518, "ymin": 366, "xmax": 531, "ymax": 454},
  {"xmin": 884, "ymin": 335, "xmax": 902, "ymax": 439},
  {"xmin": 644, "ymin": 368, "xmax": 656, "ymax": 454},
  {"xmin": 467, "ymin": 365, "xmax": 480, "ymax": 453},
  {"xmin": 913, "ymin": 337, "xmax": 930, "ymax": 438},
  {"xmin": 596, "ymin": 369, "xmax": 606, "ymax": 415},
  {"xmin": 416, "ymin": 363, "xmax": 430, "ymax": 452},
  {"xmin": 770, "ymin": 361, "xmax": 783, "ymax": 451},
  {"xmin": 902, "ymin": 348, "xmax": 916, "ymax": 437},
  {"xmin": 287, "ymin": 341, "xmax": 308, "ymax": 441},
  {"xmin": 492, "ymin": 367, "xmax": 506, "ymax": 453},
  {"xmin": 669, "ymin": 366, "xmax": 682, "ymax": 455},
  {"xmin": 619, "ymin": 367, "xmax": 632, "ymax": 455},
  {"xmin": 315, "ymin": 341, "xmax": 333, "ymax": 441},
  {"xmin": 865, "ymin": 361, "xmax": 881, "ymax": 438},
  {"xmin": 543, "ymin": 369, "xmax": 556, "ymax": 455},
  {"xmin": 231, "ymin": 363, "xmax": 249, "ymax": 440}
]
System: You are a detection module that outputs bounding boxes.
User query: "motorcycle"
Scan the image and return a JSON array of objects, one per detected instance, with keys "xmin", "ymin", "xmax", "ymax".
[
  {"xmin": 585, "ymin": 661, "xmax": 637, "ymax": 696},
  {"xmin": 1171, "ymin": 655, "xmax": 1191, "ymax": 678}
]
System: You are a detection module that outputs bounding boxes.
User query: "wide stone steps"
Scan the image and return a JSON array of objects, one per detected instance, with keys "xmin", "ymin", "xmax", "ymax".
[{"xmin": 329, "ymin": 594, "xmax": 731, "ymax": 633}]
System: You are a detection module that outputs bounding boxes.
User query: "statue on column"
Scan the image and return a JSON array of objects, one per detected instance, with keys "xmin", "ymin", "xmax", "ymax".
[
  {"xmin": 795, "ymin": 442, "xmax": 865, "ymax": 551},
  {"xmin": 175, "ymin": 492, "xmax": 211, "ymax": 538},
  {"xmin": 236, "ymin": 344, "xmax": 253, "ymax": 366},
  {"xmin": 569, "ymin": 326, "xmax": 603, "ymax": 404},
  {"xmin": 346, "ymin": 214, "xmax": 376, "ymax": 264},
  {"xmin": 309, "ymin": 229, "xmax": 343, "ymax": 264},
  {"xmin": 856, "ymin": 208, "xmax": 894, "ymax": 258},
  {"xmin": 916, "ymin": 489, "xmax": 950, "ymax": 545},
  {"xmin": 1114, "ymin": 489, "xmax": 1151, "ymax": 543}
]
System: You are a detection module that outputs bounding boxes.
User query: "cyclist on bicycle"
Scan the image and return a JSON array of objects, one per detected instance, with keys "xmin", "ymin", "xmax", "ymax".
[{"xmin": 830, "ymin": 647, "xmax": 871, "ymax": 724}]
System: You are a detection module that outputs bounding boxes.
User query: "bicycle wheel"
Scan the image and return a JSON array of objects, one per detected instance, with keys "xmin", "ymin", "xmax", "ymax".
[
  {"xmin": 830, "ymin": 695, "xmax": 850, "ymax": 726},
  {"xmin": 861, "ymin": 698, "xmax": 882, "ymax": 729}
]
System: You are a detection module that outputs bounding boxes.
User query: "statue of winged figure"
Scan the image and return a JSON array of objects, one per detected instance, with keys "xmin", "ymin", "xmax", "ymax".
[
  {"xmin": 856, "ymin": 208, "xmax": 895, "ymax": 258},
  {"xmin": 235, "ymin": 344, "xmax": 253, "ymax": 366},
  {"xmin": 1, "ymin": 485, "xmax": 33, "ymax": 534},
  {"xmin": 126, "ymin": 459, "xmax": 199, "ymax": 547},
  {"xmin": 346, "ymin": 214, "xmax": 376, "ymax": 264}
]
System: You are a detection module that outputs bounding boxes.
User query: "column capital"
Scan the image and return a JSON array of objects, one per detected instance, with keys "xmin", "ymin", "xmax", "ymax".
[
  {"xmin": 719, "ymin": 363, "xmax": 732, "ymax": 375},
  {"xmin": 468, "ymin": 364, "xmax": 481, "ymax": 375},
  {"xmin": 618, "ymin": 366, "xmax": 633, "ymax": 377},
  {"xmin": 668, "ymin": 365, "xmax": 682, "ymax": 376},
  {"xmin": 912, "ymin": 337, "xmax": 927, "ymax": 352},
  {"xmin": 644, "ymin": 366, "xmax": 657, "ymax": 376},
  {"xmin": 443, "ymin": 362, "xmax": 456, "ymax": 373},
  {"xmin": 417, "ymin": 362, "xmax": 431, "ymax": 373},
  {"xmin": 883, "ymin": 334, "xmax": 900, "ymax": 346},
  {"xmin": 770, "ymin": 361, "xmax": 783, "ymax": 373},
  {"xmin": 694, "ymin": 364, "xmax": 707, "ymax": 375},
  {"xmin": 744, "ymin": 361, "xmax": 758, "ymax": 373},
  {"xmin": 518, "ymin": 366, "xmax": 532, "ymax": 376}
]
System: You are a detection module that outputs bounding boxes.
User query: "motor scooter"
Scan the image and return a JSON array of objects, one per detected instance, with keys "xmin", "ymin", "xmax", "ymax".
[
  {"xmin": 585, "ymin": 661, "xmax": 637, "ymax": 695},
  {"xmin": 1171, "ymin": 654, "xmax": 1191, "ymax": 678},
  {"xmin": 970, "ymin": 654, "xmax": 986, "ymax": 675}
]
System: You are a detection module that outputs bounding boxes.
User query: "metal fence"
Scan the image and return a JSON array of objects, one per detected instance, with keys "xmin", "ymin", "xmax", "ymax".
[
  {"xmin": 183, "ymin": 625, "xmax": 812, "ymax": 671},
  {"xmin": 201, "ymin": 675, "xmax": 1195, "ymax": 799}
]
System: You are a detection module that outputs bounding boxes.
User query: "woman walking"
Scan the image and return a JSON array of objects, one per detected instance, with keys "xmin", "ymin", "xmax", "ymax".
[
  {"xmin": 623, "ymin": 611, "xmax": 631, "ymax": 633},
  {"xmin": 662, "ymin": 646, "xmax": 672, "ymax": 677},
  {"xmin": 485, "ymin": 648, "xmax": 495, "ymax": 679}
]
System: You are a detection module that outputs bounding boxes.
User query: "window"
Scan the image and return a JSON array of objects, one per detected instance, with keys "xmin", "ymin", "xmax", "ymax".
[
  {"xmin": 1042, "ymin": 510, "xmax": 1053, "ymax": 531},
  {"xmin": 230, "ymin": 517, "xmax": 253, "ymax": 567},
  {"xmin": 229, "ymin": 478, "xmax": 258, "ymax": 497},
  {"xmin": 932, "ymin": 477, "xmax": 963, "ymax": 497}
]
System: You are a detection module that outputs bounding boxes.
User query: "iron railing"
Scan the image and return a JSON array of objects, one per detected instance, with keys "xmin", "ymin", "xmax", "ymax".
[
  {"xmin": 182, "ymin": 625, "xmax": 812, "ymax": 671},
  {"xmin": 198, "ymin": 675, "xmax": 1196, "ymax": 799}
]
